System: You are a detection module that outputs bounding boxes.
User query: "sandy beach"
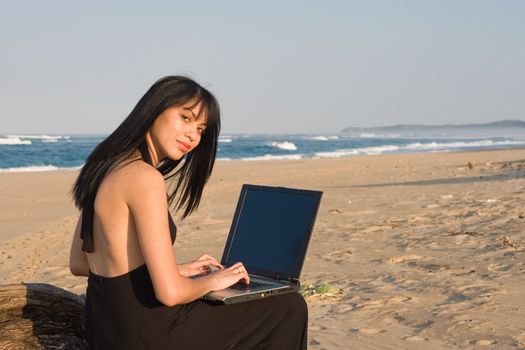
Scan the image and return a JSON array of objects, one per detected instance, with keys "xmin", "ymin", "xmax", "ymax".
[{"xmin": 1, "ymin": 148, "xmax": 525, "ymax": 349}]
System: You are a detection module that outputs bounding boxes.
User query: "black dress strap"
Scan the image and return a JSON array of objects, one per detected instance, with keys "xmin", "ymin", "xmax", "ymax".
[
  {"xmin": 80, "ymin": 210, "xmax": 94, "ymax": 253},
  {"xmin": 81, "ymin": 228, "xmax": 94, "ymax": 252}
]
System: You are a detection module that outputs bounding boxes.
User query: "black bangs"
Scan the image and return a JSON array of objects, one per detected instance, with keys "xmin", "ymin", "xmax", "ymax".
[
  {"xmin": 186, "ymin": 87, "xmax": 220, "ymax": 130},
  {"xmin": 202, "ymin": 89, "xmax": 220, "ymax": 128}
]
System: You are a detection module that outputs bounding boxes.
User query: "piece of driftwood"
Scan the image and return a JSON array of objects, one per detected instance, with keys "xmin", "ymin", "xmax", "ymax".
[{"xmin": 0, "ymin": 283, "xmax": 87, "ymax": 349}]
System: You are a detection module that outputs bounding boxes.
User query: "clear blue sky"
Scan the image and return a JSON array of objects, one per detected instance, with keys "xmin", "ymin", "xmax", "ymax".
[{"xmin": 0, "ymin": 0, "xmax": 523, "ymax": 134}]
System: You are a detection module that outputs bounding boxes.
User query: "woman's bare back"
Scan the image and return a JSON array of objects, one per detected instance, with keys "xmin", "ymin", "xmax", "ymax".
[{"xmin": 87, "ymin": 159, "xmax": 153, "ymax": 277}]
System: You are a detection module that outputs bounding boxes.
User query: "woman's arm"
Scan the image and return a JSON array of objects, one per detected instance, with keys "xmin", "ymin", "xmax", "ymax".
[
  {"xmin": 69, "ymin": 213, "xmax": 90, "ymax": 277},
  {"xmin": 126, "ymin": 164, "xmax": 248, "ymax": 306}
]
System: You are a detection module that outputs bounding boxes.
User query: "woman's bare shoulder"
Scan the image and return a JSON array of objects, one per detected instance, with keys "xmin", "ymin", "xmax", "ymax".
[
  {"xmin": 114, "ymin": 161, "xmax": 169, "ymax": 228},
  {"xmin": 97, "ymin": 159, "xmax": 164, "ymax": 201},
  {"xmin": 116, "ymin": 159, "xmax": 162, "ymax": 178},
  {"xmin": 108, "ymin": 160, "xmax": 164, "ymax": 191}
]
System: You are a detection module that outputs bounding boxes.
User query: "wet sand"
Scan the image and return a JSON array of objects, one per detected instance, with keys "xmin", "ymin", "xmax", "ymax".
[{"xmin": 1, "ymin": 148, "xmax": 525, "ymax": 349}]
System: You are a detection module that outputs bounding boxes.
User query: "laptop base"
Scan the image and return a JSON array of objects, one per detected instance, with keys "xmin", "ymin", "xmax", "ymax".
[{"xmin": 203, "ymin": 282, "xmax": 299, "ymax": 305}]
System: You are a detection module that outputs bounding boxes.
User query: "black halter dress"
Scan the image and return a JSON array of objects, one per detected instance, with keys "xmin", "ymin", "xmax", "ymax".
[{"xmin": 84, "ymin": 214, "xmax": 308, "ymax": 349}]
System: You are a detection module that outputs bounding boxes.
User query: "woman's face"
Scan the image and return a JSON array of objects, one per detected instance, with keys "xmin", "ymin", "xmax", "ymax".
[{"xmin": 148, "ymin": 101, "xmax": 207, "ymax": 162}]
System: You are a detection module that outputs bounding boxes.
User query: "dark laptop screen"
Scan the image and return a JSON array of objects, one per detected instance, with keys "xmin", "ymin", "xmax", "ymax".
[{"xmin": 222, "ymin": 185, "xmax": 322, "ymax": 280}]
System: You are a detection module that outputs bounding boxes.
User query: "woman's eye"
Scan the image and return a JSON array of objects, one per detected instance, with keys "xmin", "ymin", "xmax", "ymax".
[
  {"xmin": 197, "ymin": 128, "xmax": 205, "ymax": 134},
  {"xmin": 181, "ymin": 115, "xmax": 190, "ymax": 121}
]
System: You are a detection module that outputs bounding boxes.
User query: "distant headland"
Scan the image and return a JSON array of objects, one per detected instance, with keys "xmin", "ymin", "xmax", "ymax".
[{"xmin": 341, "ymin": 120, "xmax": 525, "ymax": 138}]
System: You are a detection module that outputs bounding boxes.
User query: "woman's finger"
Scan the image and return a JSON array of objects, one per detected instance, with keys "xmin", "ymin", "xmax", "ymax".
[
  {"xmin": 197, "ymin": 253, "xmax": 211, "ymax": 261},
  {"xmin": 230, "ymin": 263, "xmax": 249, "ymax": 284},
  {"xmin": 200, "ymin": 258, "xmax": 222, "ymax": 269},
  {"xmin": 198, "ymin": 254, "xmax": 224, "ymax": 269},
  {"xmin": 233, "ymin": 262, "xmax": 246, "ymax": 271},
  {"xmin": 207, "ymin": 256, "xmax": 223, "ymax": 268}
]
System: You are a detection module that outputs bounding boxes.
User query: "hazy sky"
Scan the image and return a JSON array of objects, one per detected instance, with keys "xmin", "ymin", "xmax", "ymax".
[{"xmin": 0, "ymin": 0, "xmax": 523, "ymax": 134}]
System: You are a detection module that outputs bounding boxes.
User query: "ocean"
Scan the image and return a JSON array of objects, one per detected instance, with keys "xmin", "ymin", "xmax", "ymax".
[{"xmin": 1, "ymin": 133, "xmax": 525, "ymax": 172}]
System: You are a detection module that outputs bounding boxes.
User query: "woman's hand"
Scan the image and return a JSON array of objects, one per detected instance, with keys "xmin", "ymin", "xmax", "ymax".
[
  {"xmin": 178, "ymin": 253, "xmax": 223, "ymax": 277},
  {"xmin": 208, "ymin": 262, "xmax": 250, "ymax": 291}
]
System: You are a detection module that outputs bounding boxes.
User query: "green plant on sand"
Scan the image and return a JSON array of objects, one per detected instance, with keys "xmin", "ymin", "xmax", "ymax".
[{"xmin": 300, "ymin": 283, "xmax": 343, "ymax": 298}]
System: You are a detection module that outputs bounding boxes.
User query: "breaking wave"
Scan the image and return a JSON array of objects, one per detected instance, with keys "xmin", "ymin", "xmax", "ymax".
[{"xmin": 268, "ymin": 141, "xmax": 298, "ymax": 151}]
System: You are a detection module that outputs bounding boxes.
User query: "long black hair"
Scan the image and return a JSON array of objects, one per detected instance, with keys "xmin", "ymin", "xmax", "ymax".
[{"xmin": 72, "ymin": 76, "xmax": 221, "ymax": 252}]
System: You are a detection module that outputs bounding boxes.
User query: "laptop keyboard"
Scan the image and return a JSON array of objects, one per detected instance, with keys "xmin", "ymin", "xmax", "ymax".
[{"xmin": 229, "ymin": 281, "xmax": 268, "ymax": 290}]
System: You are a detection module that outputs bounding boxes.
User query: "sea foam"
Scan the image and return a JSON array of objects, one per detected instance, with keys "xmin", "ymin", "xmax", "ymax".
[
  {"xmin": 241, "ymin": 154, "xmax": 303, "ymax": 161},
  {"xmin": 0, "ymin": 136, "xmax": 32, "ymax": 145},
  {"xmin": 314, "ymin": 139, "xmax": 525, "ymax": 159},
  {"xmin": 268, "ymin": 141, "xmax": 298, "ymax": 151},
  {"xmin": 404, "ymin": 140, "xmax": 525, "ymax": 150},
  {"xmin": 0, "ymin": 165, "xmax": 59, "ymax": 172},
  {"xmin": 7, "ymin": 134, "xmax": 68, "ymax": 140}
]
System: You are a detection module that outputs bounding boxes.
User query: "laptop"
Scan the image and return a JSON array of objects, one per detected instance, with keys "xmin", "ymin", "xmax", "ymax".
[{"xmin": 202, "ymin": 184, "xmax": 323, "ymax": 304}]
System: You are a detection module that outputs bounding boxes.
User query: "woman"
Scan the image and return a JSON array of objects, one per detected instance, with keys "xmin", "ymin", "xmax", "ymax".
[{"xmin": 69, "ymin": 76, "xmax": 308, "ymax": 349}]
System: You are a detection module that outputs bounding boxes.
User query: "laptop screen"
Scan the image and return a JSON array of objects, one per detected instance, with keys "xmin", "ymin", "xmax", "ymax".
[{"xmin": 221, "ymin": 185, "xmax": 322, "ymax": 280}]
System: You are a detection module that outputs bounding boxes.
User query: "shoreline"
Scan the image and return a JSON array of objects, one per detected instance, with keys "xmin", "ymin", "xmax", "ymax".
[{"xmin": 1, "ymin": 145, "xmax": 525, "ymax": 174}]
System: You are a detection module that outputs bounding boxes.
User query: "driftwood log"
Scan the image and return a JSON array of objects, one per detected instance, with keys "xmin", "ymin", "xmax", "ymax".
[{"xmin": 0, "ymin": 283, "xmax": 87, "ymax": 349}]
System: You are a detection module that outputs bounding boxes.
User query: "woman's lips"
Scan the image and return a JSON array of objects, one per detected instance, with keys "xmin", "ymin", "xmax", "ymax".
[{"xmin": 177, "ymin": 140, "xmax": 190, "ymax": 151}]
